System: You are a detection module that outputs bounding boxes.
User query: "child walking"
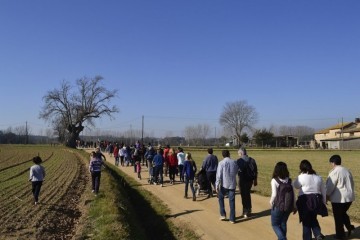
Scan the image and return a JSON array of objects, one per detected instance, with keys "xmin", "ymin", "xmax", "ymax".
[
  {"xmin": 182, "ymin": 152, "xmax": 197, "ymax": 201},
  {"xmin": 89, "ymin": 151, "xmax": 104, "ymax": 195},
  {"xmin": 29, "ymin": 156, "xmax": 46, "ymax": 205},
  {"xmin": 136, "ymin": 160, "xmax": 142, "ymax": 179}
]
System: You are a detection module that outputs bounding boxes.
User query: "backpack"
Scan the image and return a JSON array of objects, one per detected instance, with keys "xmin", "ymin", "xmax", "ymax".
[
  {"xmin": 240, "ymin": 158, "xmax": 256, "ymax": 181},
  {"xmin": 273, "ymin": 178, "xmax": 294, "ymax": 212},
  {"xmin": 146, "ymin": 147, "xmax": 155, "ymax": 160}
]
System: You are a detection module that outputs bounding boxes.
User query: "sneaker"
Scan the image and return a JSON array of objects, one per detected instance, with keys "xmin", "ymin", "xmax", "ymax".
[
  {"xmin": 219, "ymin": 216, "xmax": 226, "ymax": 221},
  {"xmin": 91, "ymin": 190, "xmax": 95, "ymax": 193},
  {"xmin": 161, "ymin": 184, "xmax": 163, "ymax": 187},
  {"xmin": 316, "ymin": 234, "xmax": 325, "ymax": 240},
  {"xmin": 229, "ymin": 221, "xmax": 235, "ymax": 224},
  {"xmin": 34, "ymin": 202, "xmax": 38, "ymax": 205},
  {"xmin": 243, "ymin": 214, "xmax": 248, "ymax": 218}
]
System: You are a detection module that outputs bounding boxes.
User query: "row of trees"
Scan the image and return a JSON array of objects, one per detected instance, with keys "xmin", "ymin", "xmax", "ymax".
[{"xmin": 34, "ymin": 75, "xmax": 315, "ymax": 148}]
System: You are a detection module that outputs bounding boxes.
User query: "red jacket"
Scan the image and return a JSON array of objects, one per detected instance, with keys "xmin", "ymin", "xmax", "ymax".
[{"xmin": 168, "ymin": 154, "xmax": 178, "ymax": 167}]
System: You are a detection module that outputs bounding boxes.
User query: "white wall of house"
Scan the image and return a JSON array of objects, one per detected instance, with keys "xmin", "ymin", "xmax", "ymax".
[{"xmin": 328, "ymin": 141, "xmax": 340, "ymax": 149}]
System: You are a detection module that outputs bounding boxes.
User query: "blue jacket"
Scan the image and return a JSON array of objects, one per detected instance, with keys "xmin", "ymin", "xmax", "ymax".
[
  {"xmin": 153, "ymin": 153, "xmax": 164, "ymax": 167},
  {"xmin": 182, "ymin": 160, "xmax": 197, "ymax": 180},
  {"xmin": 202, "ymin": 154, "xmax": 218, "ymax": 172}
]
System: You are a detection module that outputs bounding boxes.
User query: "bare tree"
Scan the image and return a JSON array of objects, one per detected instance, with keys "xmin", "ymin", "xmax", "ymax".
[
  {"xmin": 39, "ymin": 76, "xmax": 118, "ymax": 148},
  {"xmin": 219, "ymin": 100, "xmax": 258, "ymax": 147},
  {"xmin": 183, "ymin": 123, "xmax": 211, "ymax": 146}
]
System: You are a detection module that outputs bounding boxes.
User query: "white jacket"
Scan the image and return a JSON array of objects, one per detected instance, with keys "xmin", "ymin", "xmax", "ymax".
[{"xmin": 326, "ymin": 165, "xmax": 355, "ymax": 203}]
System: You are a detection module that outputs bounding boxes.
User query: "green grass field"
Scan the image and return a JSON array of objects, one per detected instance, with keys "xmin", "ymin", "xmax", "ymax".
[{"xmin": 185, "ymin": 148, "xmax": 360, "ymax": 222}]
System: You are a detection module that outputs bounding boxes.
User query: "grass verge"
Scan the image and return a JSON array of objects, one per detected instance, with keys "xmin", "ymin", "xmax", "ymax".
[{"xmin": 77, "ymin": 155, "xmax": 199, "ymax": 240}]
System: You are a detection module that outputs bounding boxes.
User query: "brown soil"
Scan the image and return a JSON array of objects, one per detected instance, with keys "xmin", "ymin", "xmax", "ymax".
[{"xmin": 0, "ymin": 151, "xmax": 88, "ymax": 240}]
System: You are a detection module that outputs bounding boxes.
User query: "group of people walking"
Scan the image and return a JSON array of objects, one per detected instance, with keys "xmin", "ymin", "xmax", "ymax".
[
  {"xmin": 269, "ymin": 155, "xmax": 355, "ymax": 240},
  {"xmin": 84, "ymin": 142, "xmax": 355, "ymax": 240},
  {"xmin": 212, "ymin": 149, "xmax": 355, "ymax": 240}
]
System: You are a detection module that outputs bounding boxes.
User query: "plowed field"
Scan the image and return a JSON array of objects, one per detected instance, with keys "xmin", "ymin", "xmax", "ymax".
[{"xmin": 0, "ymin": 145, "xmax": 88, "ymax": 240}]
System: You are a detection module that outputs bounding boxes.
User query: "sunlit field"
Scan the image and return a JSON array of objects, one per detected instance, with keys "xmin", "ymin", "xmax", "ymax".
[{"xmin": 0, "ymin": 145, "xmax": 87, "ymax": 239}]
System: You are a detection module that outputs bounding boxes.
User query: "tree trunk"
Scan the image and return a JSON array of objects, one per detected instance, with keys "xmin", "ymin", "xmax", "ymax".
[
  {"xmin": 66, "ymin": 124, "xmax": 84, "ymax": 148},
  {"xmin": 66, "ymin": 132, "xmax": 79, "ymax": 148}
]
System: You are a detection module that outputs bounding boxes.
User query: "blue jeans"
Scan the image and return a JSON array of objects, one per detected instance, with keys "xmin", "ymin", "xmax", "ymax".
[
  {"xmin": 184, "ymin": 177, "xmax": 195, "ymax": 197},
  {"xmin": 271, "ymin": 207, "xmax": 291, "ymax": 240},
  {"xmin": 218, "ymin": 187, "xmax": 236, "ymax": 222}
]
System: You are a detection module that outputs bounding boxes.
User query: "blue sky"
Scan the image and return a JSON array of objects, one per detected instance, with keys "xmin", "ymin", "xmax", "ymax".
[{"xmin": 0, "ymin": 1, "xmax": 359, "ymax": 137}]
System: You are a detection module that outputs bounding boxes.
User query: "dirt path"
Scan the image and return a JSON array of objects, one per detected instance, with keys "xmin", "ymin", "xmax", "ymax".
[{"xmin": 99, "ymin": 152, "xmax": 358, "ymax": 240}]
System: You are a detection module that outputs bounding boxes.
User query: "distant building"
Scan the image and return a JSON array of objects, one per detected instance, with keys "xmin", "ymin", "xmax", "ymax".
[{"xmin": 314, "ymin": 118, "xmax": 360, "ymax": 149}]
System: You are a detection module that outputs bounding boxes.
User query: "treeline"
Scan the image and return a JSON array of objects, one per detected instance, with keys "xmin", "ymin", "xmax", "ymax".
[{"xmin": 0, "ymin": 130, "xmax": 54, "ymax": 144}]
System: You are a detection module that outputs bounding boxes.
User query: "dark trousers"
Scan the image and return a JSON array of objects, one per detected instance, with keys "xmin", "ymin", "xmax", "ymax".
[
  {"xmin": 301, "ymin": 210, "xmax": 321, "ymax": 240},
  {"xmin": 154, "ymin": 165, "xmax": 163, "ymax": 184},
  {"xmin": 331, "ymin": 202, "xmax": 353, "ymax": 238},
  {"xmin": 32, "ymin": 181, "xmax": 43, "ymax": 202},
  {"xmin": 206, "ymin": 171, "xmax": 216, "ymax": 196},
  {"xmin": 169, "ymin": 166, "xmax": 177, "ymax": 182},
  {"xmin": 91, "ymin": 171, "xmax": 101, "ymax": 193},
  {"xmin": 239, "ymin": 180, "xmax": 253, "ymax": 214},
  {"xmin": 178, "ymin": 165, "xmax": 184, "ymax": 182}
]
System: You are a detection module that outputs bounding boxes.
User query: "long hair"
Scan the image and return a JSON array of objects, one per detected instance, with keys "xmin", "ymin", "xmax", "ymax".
[
  {"xmin": 299, "ymin": 159, "xmax": 316, "ymax": 175},
  {"xmin": 186, "ymin": 152, "xmax": 193, "ymax": 161},
  {"xmin": 272, "ymin": 161, "xmax": 289, "ymax": 179}
]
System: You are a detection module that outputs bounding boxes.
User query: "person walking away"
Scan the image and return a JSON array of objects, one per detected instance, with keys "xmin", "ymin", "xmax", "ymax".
[
  {"xmin": 163, "ymin": 144, "xmax": 170, "ymax": 177},
  {"xmin": 202, "ymin": 148, "xmax": 218, "ymax": 198},
  {"xmin": 136, "ymin": 160, "xmax": 142, "ymax": 180},
  {"xmin": 108, "ymin": 143, "xmax": 114, "ymax": 157},
  {"xmin": 177, "ymin": 147, "xmax": 186, "ymax": 183},
  {"xmin": 153, "ymin": 149, "xmax": 164, "ymax": 187},
  {"xmin": 270, "ymin": 161, "xmax": 297, "ymax": 240},
  {"xmin": 182, "ymin": 152, "xmax": 197, "ymax": 201},
  {"xmin": 118, "ymin": 143, "xmax": 125, "ymax": 166},
  {"xmin": 215, "ymin": 150, "xmax": 238, "ymax": 224},
  {"xmin": 326, "ymin": 155, "xmax": 355, "ymax": 239},
  {"xmin": 145, "ymin": 144, "xmax": 156, "ymax": 182},
  {"xmin": 89, "ymin": 151, "xmax": 105, "ymax": 195},
  {"xmin": 113, "ymin": 144, "xmax": 119, "ymax": 166},
  {"xmin": 293, "ymin": 160, "xmax": 327, "ymax": 240},
  {"xmin": 236, "ymin": 148, "xmax": 258, "ymax": 218},
  {"xmin": 125, "ymin": 145, "xmax": 132, "ymax": 166},
  {"xmin": 29, "ymin": 156, "xmax": 46, "ymax": 205},
  {"xmin": 132, "ymin": 145, "xmax": 141, "ymax": 173},
  {"xmin": 168, "ymin": 148, "xmax": 178, "ymax": 184},
  {"xmin": 140, "ymin": 144, "xmax": 147, "ymax": 166}
]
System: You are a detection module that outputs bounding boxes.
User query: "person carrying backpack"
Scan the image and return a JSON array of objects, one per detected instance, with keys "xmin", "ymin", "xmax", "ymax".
[
  {"xmin": 270, "ymin": 162, "xmax": 297, "ymax": 240},
  {"xmin": 236, "ymin": 148, "xmax": 257, "ymax": 218}
]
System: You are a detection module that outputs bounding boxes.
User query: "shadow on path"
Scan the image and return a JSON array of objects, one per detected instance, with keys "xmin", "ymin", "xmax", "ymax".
[
  {"xmin": 236, "ymin": 209, "xmax": 271, "ymax": 222},
  {"xmin": 165, "ymin": 209, "xmax": 203, "ymax": 219}
]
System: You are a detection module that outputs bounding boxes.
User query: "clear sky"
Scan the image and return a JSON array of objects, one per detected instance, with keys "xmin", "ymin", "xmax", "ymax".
[{"xmin": 0, "ymin": 0, "xmax": 359, "ymax": 138}]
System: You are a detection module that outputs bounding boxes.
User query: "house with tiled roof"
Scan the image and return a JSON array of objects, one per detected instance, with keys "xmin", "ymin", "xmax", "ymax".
[{"xmin": 314, "ymin": 118, "xmax": 360, "ymax": 149}]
